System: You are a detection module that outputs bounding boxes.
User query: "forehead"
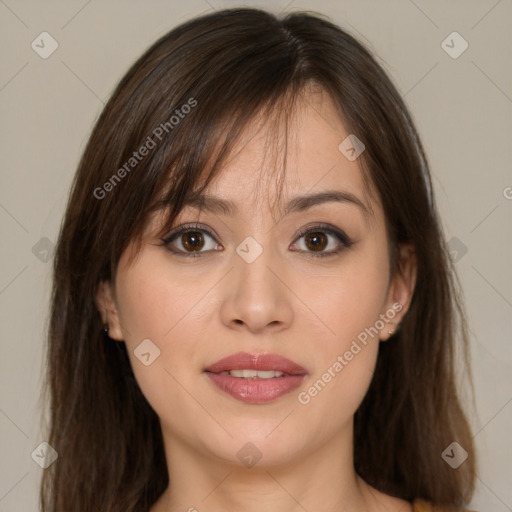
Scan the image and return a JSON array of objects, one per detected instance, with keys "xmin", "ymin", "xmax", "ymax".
[{"xmin": 190, "ymin": 87, "xmax": 378, "ymax": 226}]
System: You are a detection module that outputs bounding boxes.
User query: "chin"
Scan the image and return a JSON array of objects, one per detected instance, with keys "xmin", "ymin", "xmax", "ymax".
[{"xmin": 207, "ymin": 419, "xmax": 311, "ymax": 468}]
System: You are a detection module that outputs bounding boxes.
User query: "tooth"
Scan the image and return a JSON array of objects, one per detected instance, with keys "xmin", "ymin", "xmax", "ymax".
[
  {"xmin": 230, "ymin": 369, "xmax": 258, "ymax": 378},
  {"xmin": 257, "ymin": 370, "xmax": 281, "ymax": 379},
  {"xmin": 228, "ymin": 370, "xmax": 285, "ymax": 379}
]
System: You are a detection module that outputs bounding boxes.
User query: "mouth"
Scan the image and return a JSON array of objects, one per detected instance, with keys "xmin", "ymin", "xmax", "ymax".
[{"xmin": 204, "ymin": 352, "xmax": 307, "ymax": 404}]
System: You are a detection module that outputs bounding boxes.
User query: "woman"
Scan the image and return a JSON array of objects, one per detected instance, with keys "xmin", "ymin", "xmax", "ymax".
[{"xmin": 40, "ymin": 8, "xmax": 477, "ymax": 512}]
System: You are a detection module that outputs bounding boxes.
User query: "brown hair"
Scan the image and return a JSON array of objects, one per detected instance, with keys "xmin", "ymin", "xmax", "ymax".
[{"xmin": 40, "ymin": 7, "xmax": 476, "ymax": 511}]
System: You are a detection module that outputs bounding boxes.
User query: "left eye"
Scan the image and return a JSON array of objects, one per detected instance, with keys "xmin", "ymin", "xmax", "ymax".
[{"xmin": 291, "ymin": 226, "xmax": 352, "ymax": 257}]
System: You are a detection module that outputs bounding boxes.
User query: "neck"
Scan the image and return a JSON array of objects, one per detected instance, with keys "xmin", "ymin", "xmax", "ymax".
[{"xmin": 153, "ymin": 423, "xmax": 387, "ymax": 512}]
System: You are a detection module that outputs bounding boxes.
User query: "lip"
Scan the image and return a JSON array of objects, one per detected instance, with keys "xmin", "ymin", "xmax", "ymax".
[{"xmin": 204, "ymin": 352, "xmax": 307, "ymax": 404}]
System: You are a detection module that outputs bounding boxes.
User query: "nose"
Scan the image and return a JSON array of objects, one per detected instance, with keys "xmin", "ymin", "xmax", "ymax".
[{"xmin": 219, "ymin": 244, "xmax": 294, "ymax": 335}]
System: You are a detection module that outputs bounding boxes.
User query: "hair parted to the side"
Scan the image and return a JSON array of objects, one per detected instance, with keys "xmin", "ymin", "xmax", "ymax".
[{"xmin": 40, "ymin": 7, "xmax": 476, "ymax": 512}]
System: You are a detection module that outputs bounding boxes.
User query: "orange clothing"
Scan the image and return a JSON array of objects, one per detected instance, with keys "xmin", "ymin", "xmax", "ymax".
[{"xmin": 413, "ymin": 499, "xmax": 477, "ymax": 511}]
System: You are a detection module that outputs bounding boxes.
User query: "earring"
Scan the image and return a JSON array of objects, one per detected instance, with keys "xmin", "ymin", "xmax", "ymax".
[
  {"xmin": 103, "ymin": 323, "xmax": 109, "ymax": 335},
  {"xmin": 388, "ymin": 323, "xmax": 402, "ymax": 336}
]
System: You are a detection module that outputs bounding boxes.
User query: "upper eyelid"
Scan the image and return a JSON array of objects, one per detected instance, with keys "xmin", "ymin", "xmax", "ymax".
[
  {"xmin": 164, "ymin": 222, "xmax": 342, "ymax": 238},
  {"xmin": 162, "ymin": 223, "xmax": 217, "ymax": 243}
]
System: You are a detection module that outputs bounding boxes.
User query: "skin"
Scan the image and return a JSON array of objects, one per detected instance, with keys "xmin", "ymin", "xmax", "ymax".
[{"xmin": 96, "ymin": 87, "xmax": 417, "ymax": 512}]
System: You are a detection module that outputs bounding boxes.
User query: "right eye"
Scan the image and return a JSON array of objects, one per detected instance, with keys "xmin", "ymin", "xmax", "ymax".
[{"xmin": 161, "ymin": 224, "xmax": 222, "ymax": 257}]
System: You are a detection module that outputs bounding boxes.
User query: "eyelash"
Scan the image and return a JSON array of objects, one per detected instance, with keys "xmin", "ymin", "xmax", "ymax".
[{"xmin": 161, "ymin": 222, "xmax": 354, "ymax": 259}]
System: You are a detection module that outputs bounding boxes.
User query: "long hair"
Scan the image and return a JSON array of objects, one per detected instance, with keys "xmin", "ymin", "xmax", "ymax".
[{"xmin": 40, "ymin": 8, "xmax": 476, "ymax": 511}]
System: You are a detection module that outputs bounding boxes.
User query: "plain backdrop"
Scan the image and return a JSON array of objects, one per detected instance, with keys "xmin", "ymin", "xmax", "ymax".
[{"xmin": 1, "ymin": 1, "xmax": 511, "ymax": 510}]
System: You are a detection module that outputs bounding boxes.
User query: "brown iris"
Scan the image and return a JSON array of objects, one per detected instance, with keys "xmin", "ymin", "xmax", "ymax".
[
  {"xmin": 304, "ymin": 231, "xmax": 327, "ymax": 252},
  {"xmin": 181, "ymin": 231, "xmax": 205, "ymax": 252}
]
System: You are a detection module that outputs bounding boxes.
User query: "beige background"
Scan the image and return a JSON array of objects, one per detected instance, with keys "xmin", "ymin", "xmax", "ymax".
[{"xmin": 1, "ymin": 0, "xmax": 511, "ymax": 510}]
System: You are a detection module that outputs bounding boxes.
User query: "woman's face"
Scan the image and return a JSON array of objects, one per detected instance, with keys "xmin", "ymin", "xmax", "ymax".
[{"xmin": 97, "ymin": 89, "xmax": 416, "ymax": 470}]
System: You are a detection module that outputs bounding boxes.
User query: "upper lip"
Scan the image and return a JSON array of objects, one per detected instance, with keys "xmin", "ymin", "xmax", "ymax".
[{"xmin": 204, "ymin": 352, "xmax": 307, "ymax": 375}]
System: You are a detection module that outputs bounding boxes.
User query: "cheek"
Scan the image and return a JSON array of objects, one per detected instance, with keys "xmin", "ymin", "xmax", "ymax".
[
  {"xmin": 296, "ymin": 291, "xmax": 382, "ymax": 429},
  {"xmin": 298, "ymin": 235, "xmax": 390, "ymax": 351},
  {"xmin": 113, "ymin": 248, "xmax": 219, "ymax": 418},
  {"xmin": 294, "ymin": 238, "xmax": 389, "ymax": 417},
  {"xmin": 115, "ymin": 248, "xmax": 206, "ymax": 344}
]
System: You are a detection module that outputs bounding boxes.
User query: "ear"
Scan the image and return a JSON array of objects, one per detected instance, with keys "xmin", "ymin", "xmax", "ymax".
[
  {"xmin": 95, "ymin": 280, "xmax": 124, "ymax": 341},
  {"xmin": 379, "ymin": 242, "xmax": 417, "ymax": 341}
]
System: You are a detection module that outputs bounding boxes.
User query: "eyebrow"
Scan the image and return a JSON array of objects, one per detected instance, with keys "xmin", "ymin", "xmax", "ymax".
[{"xmin": 181, "ymin": 189, "xmax": 372, "ymax": 222}]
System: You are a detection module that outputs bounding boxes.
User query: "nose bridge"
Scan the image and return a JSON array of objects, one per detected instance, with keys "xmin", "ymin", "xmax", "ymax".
[
  {"xmin": 234, "ymin": 232, "xmax": 279, "ymax": 302},
  {"xmin": 219, "ymin": 231, "xmax": 293, "ymax": 333}
]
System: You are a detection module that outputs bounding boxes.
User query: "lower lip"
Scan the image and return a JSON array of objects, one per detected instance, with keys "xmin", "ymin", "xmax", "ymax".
[{"xmin": 205, "ymin": 372, "xmax": 306, "ymax": 404}]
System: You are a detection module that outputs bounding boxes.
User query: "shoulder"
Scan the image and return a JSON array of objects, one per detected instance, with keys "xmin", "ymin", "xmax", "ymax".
[{"xmin": 412, "ymin": 499, "xmax": 478, "ymax": 512}]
